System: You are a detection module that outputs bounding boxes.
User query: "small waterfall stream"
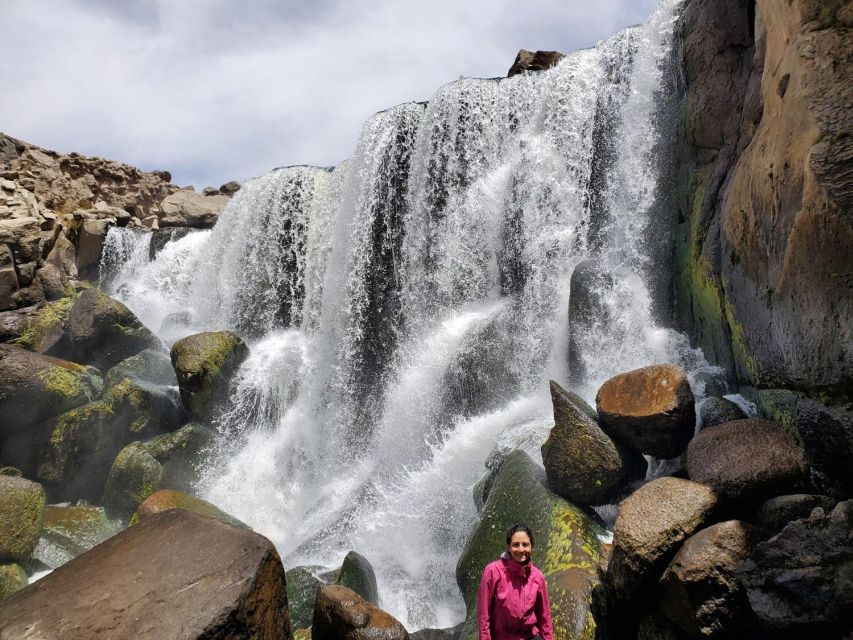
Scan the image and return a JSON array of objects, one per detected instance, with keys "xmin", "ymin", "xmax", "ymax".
[{"xmin": 100, "ymin": 0, "xmax": 713, "ymax": 629}]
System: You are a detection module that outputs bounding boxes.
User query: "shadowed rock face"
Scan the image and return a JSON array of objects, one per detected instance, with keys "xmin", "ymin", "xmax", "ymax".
[{"xmin": 0, "ymin": 509, "xmax": 291, "ymax": 639}]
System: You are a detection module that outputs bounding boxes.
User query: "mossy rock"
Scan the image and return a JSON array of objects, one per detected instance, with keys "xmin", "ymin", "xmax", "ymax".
[
  {"xmin": 0, "ymin": 476, "xmax": 46, "ymax": 562},
  {"xmin": 171, "ymin": 331, "xmax": 249, "ymax": 419},
  {"xmin": 10, "ymin": 295, "xmax": 75, "ymax": 353},
  {"xmin": 456, "ymin": 450, "xmax": 605, "ymax": 640},
  {"xmin": 103, "ymin": 349, "xmax": 177, "ymax": 391},
  {"xmin": 335, "ymin": 550, "xmax": 378, "ymax": 605},
  {"xmin": 293, "ymin": 628, "xmax": 312, "ymax": 640},
  {"xmin": 34, "ymin": 504, "xmax": 120, "ymax": 569},
  {"xmin": 0, "ymin": 563, "xmax": 27, "ymax": 599},
  {"xmin": 141, "ymin": 423, "xmax": 214, "ymax": 489},
  {"xmin": 130, "ymin": 489, "xmax": 248, "ymax": 529},
  {"xmin": 287, "ymin": 565, "xmax": 326, "ymax": 629},
  {"xmin": 104, "ymin": 377, "xmax": 183, "ymax": 437}
]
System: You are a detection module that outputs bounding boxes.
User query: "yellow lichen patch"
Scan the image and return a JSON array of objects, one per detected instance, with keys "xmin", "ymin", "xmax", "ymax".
[
  {"xmin": 12, "ymin": 296, "xmax": 74, "ymax": 351},
  {"xmin": 36, "ymin": 365, "xmax": 86, "ymax": 401}
]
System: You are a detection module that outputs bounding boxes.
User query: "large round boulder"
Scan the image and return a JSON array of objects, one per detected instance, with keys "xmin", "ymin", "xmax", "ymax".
[
  {"xmin": 50, "ymin": 288, "xmax": 161, "ymax": 371},
  {"xmin": 686, "ymin": 419, "xmax": 809, "ymax": 507},
  {"xmin": 0, "ymin": 509, "xmax": 291, "ymax": 639},
  {"xmin": 738, "ymin": 500, "xmax": 853, "ymax": 637},
  {"xmin": 171, "ymin": 331, "xmax": 249, "ymax": 419},
  {"xmin": 542, "ymin": 380, "xmax": 646, "ymax": 505},
  {"xmin": 335, "ymin": 551, "xmax": 378, "ymax": 605},
  {"xmin": 456, "ymin": 450, "xmax": 605, "ymax": 640},
  {"xmin": 313, "ymin": 585, "xmax": 409, "ymax": 640},
  {"xmin": 131, "ymin": 488, "xmax": 248, "ymax": 529},
  {"xmin": 658, "ymin": 520, "xmax": 763, "ymax": 638},
  {"xmin": 596, "ymin": 364, "xmax": 696, "ymax": 459},
  {"xmin": 0, "ymin": 476, "xmax": 46, "ymax": 562},
  {"xmin": 698, "ymin": 397, "xmax": 747, "ymax": 430},
  {"xmin": 606, "ymin": 477, "xmax": 718, "ymax": 603}
]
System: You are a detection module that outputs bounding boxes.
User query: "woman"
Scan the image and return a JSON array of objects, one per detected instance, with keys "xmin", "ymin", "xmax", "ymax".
[{"xmin": 477, "ymin": 524, "xmax": 554, "ymax": 640}]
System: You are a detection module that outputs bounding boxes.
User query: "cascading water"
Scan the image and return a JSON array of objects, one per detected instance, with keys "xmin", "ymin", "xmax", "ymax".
[{"xmin": 101, "ymin": 0, "xmax": 714, "ymax": 629}]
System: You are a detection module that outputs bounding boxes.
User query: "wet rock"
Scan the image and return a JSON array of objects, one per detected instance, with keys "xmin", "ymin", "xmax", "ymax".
[
  {"xmin": 753, "ymin": 494, "xmax": 836, "ymax": 536},
  {"xmin": 335, "ymin": 550, "xmax": 378, "ymax": 605},
  {"xmin": 471, "ymin": 448, "xmax": 509, "ymax": 512},
  {"xmin": 596, "ymin": 364, "xmax": 696, "ymax": 459},
  {"xmin": 171, "ymin": 330, "xmax": 249, "ymax": 419},
  {"xmin": 698, "ymin": 397, "xmax": 746, "ymax": 429},
  {"xmin": 159, "ymin": 190, "xmax": 230, "ymax": 228},
  {"xmin": 542, "ymin": 380, "xmax": 646, "ymax": 505},
  {"xmin": 0, "ymin": 509, "xmax": 291, "ymax": 639},
  {"xmin": 8, "ymin": 295, "xmax": 74, "ymax": 353},
  {"xmin": 686, "ymin": 419, "xmax": 809, "ymax": 507},
  {"xmin": 0, "ymin": 562, "xmax": 26, "ymax": 599},
  {"xmin": 131, "ymin": 488, "xmax": 248, "ymax": 529},
  {"xmin": 456, "ymin": 450, "xmax": 605, "ymax": 640},
  {"xmin": 149, "ymin": 226, "xmax": 194, "ymax": 260},
  {"xmin": 0, "ymin": 476, "xmax": 46, "ymax": 561},
  {"xmin": 287, "ymin": 566, "xmax": 325, "ymax": 630},
  {"xmin": 103, "ymin": 348, "xmax": 177, "ymax": 390},
  {"xmin": 507, "ymin": 49, "xmax": 566, "ymax": 77},
  {"xmin": 567, "ymin": 259, "xmax": 614, "ymax": 384},
  {"xmin": 659, "ymin": 520, "xmax": 763, "ymax": 638},
  {"xmin": 33, "ymin": 504, "xmax": 120, "ymax": 569},
  {"xmin": 313, "ymin": 585, "xmax": 409, "ymax": 640},
  {"xmin": 606, "ymin": 477, "xmax": 717, "ymax": 603},
  {"xmin": 739, "ymin": 499, "xmax": 853, "ymax": 637}
]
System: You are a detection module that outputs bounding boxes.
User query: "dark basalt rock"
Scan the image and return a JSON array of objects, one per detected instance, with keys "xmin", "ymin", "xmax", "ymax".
[
  {"xmin": 149, "ymin": 227, "xmax": 194, "ymax": 260},
  {"xmin": 753, "ymin": 494, "xmax": 836, "ymax": 536},
  {"xmin": 698, "ymin": 397, "xmax": 746, "ymax": 430},
  {"xmin": 335, "ymin": 550, "xmax": 378, "ymax": 605},
  {"xmin": 0, "ymin": 509, "xmax": 292, "ymax": 639}
]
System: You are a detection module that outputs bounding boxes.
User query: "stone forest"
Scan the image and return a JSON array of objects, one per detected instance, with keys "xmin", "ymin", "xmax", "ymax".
[{"xmin": 0, "ymin": 0, "xmax": 850, "ymax": 638}]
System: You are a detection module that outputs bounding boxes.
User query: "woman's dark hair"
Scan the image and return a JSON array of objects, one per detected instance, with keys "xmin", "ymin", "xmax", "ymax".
[{"xmin": 506, "ymin": 524, "xmax": 534, "ymax": 546}]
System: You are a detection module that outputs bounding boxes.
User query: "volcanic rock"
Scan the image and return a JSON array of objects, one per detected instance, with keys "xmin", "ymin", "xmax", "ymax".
[
  {"xmin": 313, "ymin": 585, "xmax": 409, "ymax": 640},
  {"xmin": 0, "ymin": 509, "xmax": 291, "ymax": 639},
  {"xmin": 542, "ymin": 380, "xmax": 646, "ymax": 505},
  {"xmin": 159, "ymin": 190, "xmax": 230, "ymax": 228},
  {"xmin": 686, "ymin": 419, "xmax": 809, "ymax": 506},
  {"xmin": 0, "ymin": 476, "xmax": 46, "ymax": 562},
  {"xmin": 596, "ymin": 364, "xmax": 696, "ymax": 458}
]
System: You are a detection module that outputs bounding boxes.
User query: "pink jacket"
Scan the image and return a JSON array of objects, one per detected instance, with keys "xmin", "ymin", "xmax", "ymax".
[{"xmin": 477, "ymin": 553, "xmax": 554, "ymax": 640}]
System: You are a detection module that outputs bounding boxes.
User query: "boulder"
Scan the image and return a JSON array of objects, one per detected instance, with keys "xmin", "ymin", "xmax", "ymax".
[
  {"xmin": 219, "ymin": 181, "xmax": 241, "ymax": 196},
  {"xmin": 149, "ymin": 227, "xmax": 194, "ymax": 260},
  {"xmin": 335, "ymin": 550, "xmax": 378, "ymax": 605},
  {"xmin": 0, "ymin": 476, "xmax": 46, "ymax": 561},
  {"xmin": 507, "ymin": 49, "xmax": 566, "ymax": 77},
  {"xmin": 171, "ymin": 331, "xmax": 249, "ymax": 419},
  {"xmin": 158, "ymin": 190, "xmax": 230, "ymax": 228},
  {"xmin": 739, "ymin": 500, "xmax": 853, "ymax": 637},
  {"xmin": 456, "ymin": 450, "xmax": 605, "ymax": 640},
  {"xmin": 658, "ymin": 520, "xmax": 763, "ymax": 638},
  {"xmin": 9, "ymin": 295, "xmax": 74, "ymax": 353},
  {"xmin": 0, "ymin": 563, "xmax": 26, "ymax": 599},
  {"xmin": 596, "ymin": 364, "xmax": 696, "ymax": 459},
  {"xmin": 287, "ymin": 566, "xmax": 326, "ymax": 630},
  {"xmin": 103, "ymin": 424, "xmax": 214, "ymax": 517},
  {"xmin": 313, "ymin": 585, "xmax": 409, "ymax": 640},
  {"xmin": 698, "ymin": 397, "xmax": 747, "ymax": 429},
  {"xmin": 753, "ymin": 494, "xmax": 836, "ymax": 536},
  {"xmin": 606, "ymin": 477, "xmax": 718, "ymax": 603},
  {"xmin": 686, "ymin": 419, "xmax": 810, "ymax": 507},
  {"xmin": 0, "ymin": 509, "xmax": 292, "ymax": 639},
  {"xmin": 50, "ymin": 288, "xmax": 161, "ymax": 371},
  {"xmin": 131, "ymin": 488, "xmax": 248, "ymax": 529},
  {"xmin": 33, "ymin": 504, "xmax": 120, "ymax": 569},
  {"xmin": 0, "ymin": 345, "xmax": 102, "ymax": 473},
  {"xmin": 103, "ymin": 348, "xmax": 177, "ymax": 390},
  {"xmin": 541, "ymin": 380, "xmax": 646, "ymax": 505}
]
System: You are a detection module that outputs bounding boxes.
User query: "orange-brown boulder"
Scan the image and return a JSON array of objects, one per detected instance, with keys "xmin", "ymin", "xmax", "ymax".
[{"xmin": 313, "ymin": 585, "xmax": 409, "ymax": 640}]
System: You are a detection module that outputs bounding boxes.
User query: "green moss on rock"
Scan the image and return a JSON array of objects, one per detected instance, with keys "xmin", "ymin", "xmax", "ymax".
[
  {"xmin": 0, "ymin": 563, "xmax": 27, "ymax": 599},
  {"xmin": 103, "ymin": 349, "xmax": 177, "ymax": 391},
  {"xmin": 0, "ymin": 476, "xmax": 46, "ymax": 562},
  {"xmin": 12, "ymin": 296, "xmax": 75, "ymax": 352}
]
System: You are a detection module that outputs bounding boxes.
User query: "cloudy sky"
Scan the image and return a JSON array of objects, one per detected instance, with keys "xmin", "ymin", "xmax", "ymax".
[{"xmin": 2, "ymin": 0, "xmax": 658, "ymax": 188}]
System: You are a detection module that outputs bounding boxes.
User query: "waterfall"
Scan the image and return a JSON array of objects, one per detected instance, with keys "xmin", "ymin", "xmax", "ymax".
[{"xmin": 101, "ymin": 0, "xmax": 706, "ymax": 629}]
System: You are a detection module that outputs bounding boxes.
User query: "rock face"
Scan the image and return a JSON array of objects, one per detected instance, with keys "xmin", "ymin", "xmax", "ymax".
[
  {"xmin": 673, "ymin": 0, "xmax": 852, "ymax": 400},
  {"xmin": 171, "ymin": 331, "xmax": 249, "ymax": 419},
  {"xmin": 658, "ymin": 520, "xmax": 763, "ymax": 638},
  {"xmin": 335, "ymin": 551, "xmax": 378, "ymax": 605},
  {"xmin": 596, "ymin": 364, "xmax": 696, "ymax": 459},
  {"xmin": 0, "ymin": 509, "xmax": 292, "ymax": 639},
  {"xmin": 313, "ymin": 585, "xmax": 409, "ymax": 640},
  {"xmin": 456, "ymin": 450, "xmax": 604, "ymax": 640},
  {"xmin": 507, "ymin": 50, "xmax": 566, "ymax": 77},
  {"xmin": 739, "ymin": 500, "xmax": 853, "ymax": 636},
  {"xmin": 0, "ymin": 476, "xmax": 46, "ymax": 561},
  {"xmin": 541, "ymin": 380, "xmax": 645, "ymax": 505},
  {"xmin": 159, "ymin": 190, "xmax": 230, "ymax": 228},
  {"xmin": 686, "ymin": 419, "xmax": 809, "ymax": 506},
  {"xmin": 605, "ymin": 477, "xmax": 718, "ymax": 602}
]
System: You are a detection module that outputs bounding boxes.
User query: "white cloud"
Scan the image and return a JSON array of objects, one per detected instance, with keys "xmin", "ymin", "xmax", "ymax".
[{"xmin": 1, "ymin": 0, "xmax": 658, "ymax": 187}]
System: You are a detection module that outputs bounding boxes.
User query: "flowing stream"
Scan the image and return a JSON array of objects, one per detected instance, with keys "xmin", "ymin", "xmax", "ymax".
[{"xmin": 100, "ymin": 0, "xmax": 713, "ymax": 629}]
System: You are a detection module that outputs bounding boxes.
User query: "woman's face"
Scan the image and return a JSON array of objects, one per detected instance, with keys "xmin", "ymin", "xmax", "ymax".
[{"xmin": 507, "ymin": 531, "xmax": 533, "ymax": 564}]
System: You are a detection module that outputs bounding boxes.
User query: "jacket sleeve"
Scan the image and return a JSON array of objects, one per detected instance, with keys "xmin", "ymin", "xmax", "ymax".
[
  {"xmin": 535, "ymin": 574, "xmax": 554, "ymax": 640},
  {"xmin": 477, "ymin": 565, "xmax": 497, "ymax": 640}
]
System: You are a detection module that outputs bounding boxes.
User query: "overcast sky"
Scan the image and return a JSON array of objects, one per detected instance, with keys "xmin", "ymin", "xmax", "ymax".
[{"xmin": 2, "ymin": 0, "xmax": 658, "ymax": 188}]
